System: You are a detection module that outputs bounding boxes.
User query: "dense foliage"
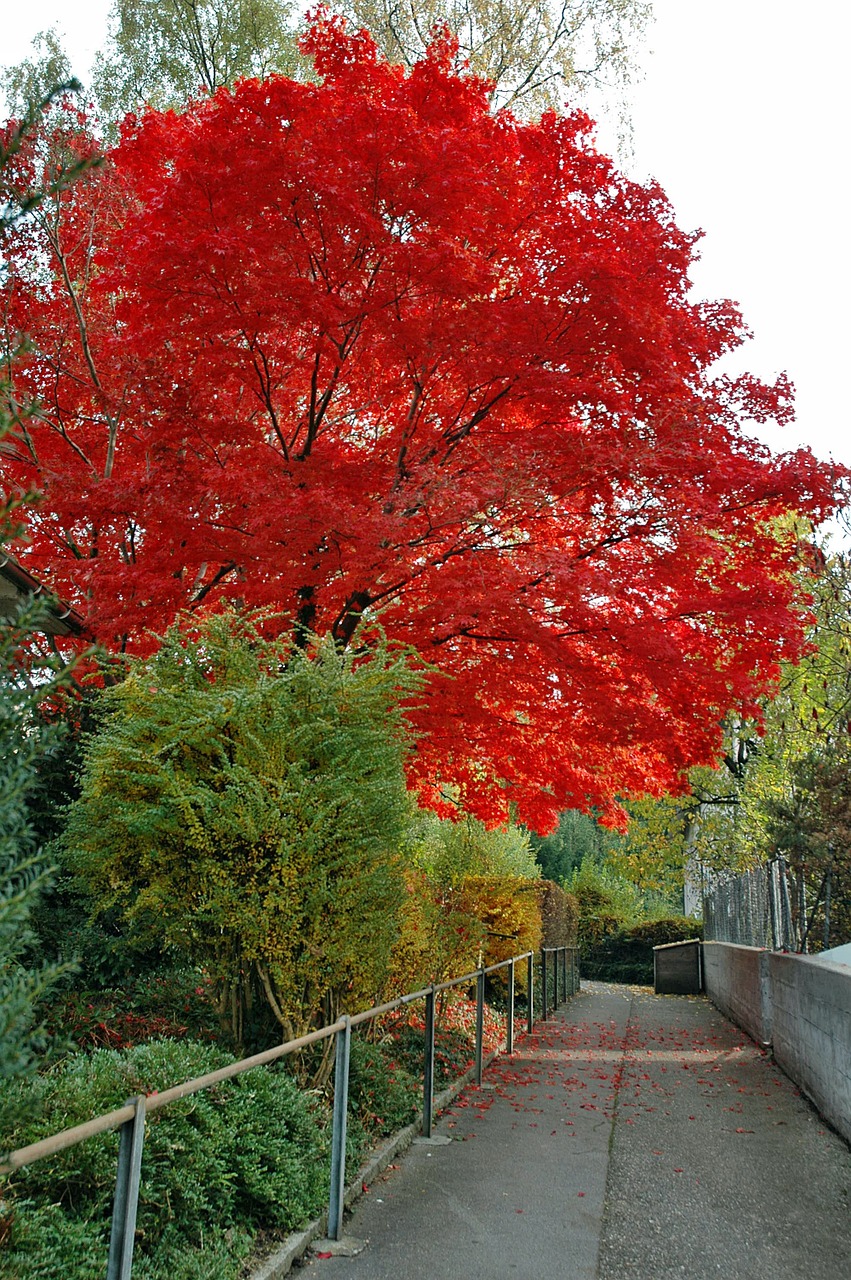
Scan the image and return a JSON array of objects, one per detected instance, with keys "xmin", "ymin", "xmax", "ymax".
[
  {"xmin": 613, "ymin": 545, "xmax": 851, "ymax": 947},
  {"xmin": 62, "ymin": 611, "xmax": 422, "ymax": 1051},
  {"xmin": 1, "ymin": 1038, "xmax": 328, "ymax": 1278},
  {"xmin": 0, "ymin": 599, "xmax": 72, "ymax": 1103},
  {"xmin": 1, "ymin": 98, "xmax": 91, "ymax": 1122},
  {"xmin": 579, "ymin": 916, "xmax": 703, "ymax": 985},
  {"xmin": 388, "ymin": 812, "xmax": 543, "ymax": 989},
  {"xmin": 3, "ymin": 19, "xmax": 844, "ymax": 833}
]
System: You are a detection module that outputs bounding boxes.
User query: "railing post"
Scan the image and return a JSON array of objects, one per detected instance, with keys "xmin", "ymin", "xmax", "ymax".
[
  {"xmin": 540, "ymin": 948, "xmax": 548, "ymax": 1022},
  {"xmin": 475, "ymin": 969, "xmax": 485, "ymax": 1085},
  {"xmin": 527, "ymin": 952, "xmax": 534, "ymax": 1035},
  {"xmin": 423, "ymin": 987, "xmax": 436, "ymax": 1138},
  {"xmin": 561, "ymin": 947, "xmax": 567, "ymax": 1002},
  {"xmin": 554, "ymin": 947, "xmax": 561, "ymax": 1008},
  {"xmin": 328, "ymin": 1017, "xmax": 352, "ymax": 1242},
  {"xmin": 107, "ymin": 1095, "xmax": 146, "ymax": 1280},
  {"xmin": 506, "ymin": 959, "xmax": 515, "ymax": 1057}
]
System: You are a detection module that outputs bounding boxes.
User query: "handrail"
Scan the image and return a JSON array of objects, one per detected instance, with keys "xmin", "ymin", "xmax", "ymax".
[
  {"xmin": 2, "ymin": 1020, "xmax": 348, "ymax": 1175},
  {"xmin": 1, "ymin": 945, "xmax": 580, "ymax": 1278}
]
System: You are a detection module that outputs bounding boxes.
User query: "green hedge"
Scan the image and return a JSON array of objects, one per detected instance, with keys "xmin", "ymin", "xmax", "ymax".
[
  {"xmin": 581, "ymin": 916, "xmax": 703, "ymax": 985},
  {"xmin": 1, "ymin": 1038, "xmax": 329, "ymax": 1280}
]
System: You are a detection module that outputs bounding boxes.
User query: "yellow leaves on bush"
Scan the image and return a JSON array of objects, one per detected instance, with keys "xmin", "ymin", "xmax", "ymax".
[{"xmin": 387, "ymin": 870, "xmax": 543, "ymax": 995}]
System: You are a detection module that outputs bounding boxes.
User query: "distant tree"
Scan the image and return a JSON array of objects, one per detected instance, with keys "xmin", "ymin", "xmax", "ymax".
[
  {"xmin": 528, "ymin": 809, "xmax": 615, "ymax": 883},
  {"xmin": 340, "ymin": 0, "xmax": 651, "ymax": 114},
  {"xmin": 92, "ymin": 0, "xmax": 302, "ymax": 123},
  {"xmin": 1, "ymin": 29, "xmax": 72, "ymax": 117}
]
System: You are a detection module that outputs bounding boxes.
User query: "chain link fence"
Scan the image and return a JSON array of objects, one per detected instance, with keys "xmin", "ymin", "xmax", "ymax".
[{"xmin": 703, "ymin": 858, "xmax": 798, "ymax": 950}]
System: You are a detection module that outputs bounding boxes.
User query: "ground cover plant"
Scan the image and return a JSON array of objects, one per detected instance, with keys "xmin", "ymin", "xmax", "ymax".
[{"xmin": 1, "ymin": 1039, "xmax": 328, "ymax": 1279}]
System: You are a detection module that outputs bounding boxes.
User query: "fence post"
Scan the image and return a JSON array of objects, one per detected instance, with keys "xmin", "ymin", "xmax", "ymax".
[
  {"xmin": 527, "ymin": 952, "xmax": 534, "ymax": 1035},
  {"xmin": 423, "ymin": 987, "xmax": 436, "ymax": 1138},
  {"xmin": 506, "ymin": 959, "xmax": 515, "ymax": 1057},
  {"xmin": 561, "ymin": 947, "xmax": 567, "ymax": 1001},
  {"xmin": 540, "ymin": 948, "xmax": 548, "ymax": 1022},
  {"xmin": 475, "ymin": 970, "xmax": 485, "ymax": 1085},
  {"xmin": 107, "ymin": 1095, "xmax": 146, "ymax": 1280},
  {"xmin": 328, "ymin": 1017, "xmax": 352, "ymax": 1242}
]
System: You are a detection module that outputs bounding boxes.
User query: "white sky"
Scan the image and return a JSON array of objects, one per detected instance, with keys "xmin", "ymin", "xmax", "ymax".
[{"xmin": 2, "ymin": 1, "xmax": 849, "ymax": 491}]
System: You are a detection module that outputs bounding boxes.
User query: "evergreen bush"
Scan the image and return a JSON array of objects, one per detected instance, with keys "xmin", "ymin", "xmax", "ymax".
[{"xmin": 2, "ymin": 1038, "xmax": 328, "ymax": 1276}]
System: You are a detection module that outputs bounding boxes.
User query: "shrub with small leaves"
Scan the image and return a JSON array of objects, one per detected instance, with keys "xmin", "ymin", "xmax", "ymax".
[
  {"xmin": 2, "ymin": 1038, "xmax": 328, "ymax": 1275},
  {"xmin": 347, "ymin": 1033, "xmax": 420, "ymax": 1140}
]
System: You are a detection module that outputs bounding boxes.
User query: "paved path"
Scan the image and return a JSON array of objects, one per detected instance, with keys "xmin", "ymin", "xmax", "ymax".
[{"xmin": 305, "ymin": 982, "xmax": 851, "ymax": 1279}]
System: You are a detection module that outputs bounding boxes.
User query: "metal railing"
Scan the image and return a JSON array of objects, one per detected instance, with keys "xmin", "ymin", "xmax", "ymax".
[
  {"xmin": 540, "ymin": 945, "xmax": 580, "ymax": 1018},
  {"xmin": 1, "ymin": 946, "xmax": 580, "ymax": 1278}
]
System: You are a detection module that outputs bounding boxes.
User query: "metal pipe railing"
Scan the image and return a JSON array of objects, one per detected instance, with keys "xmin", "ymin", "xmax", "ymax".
[{"xmin": 1, "ymin": 944, "xmax": 580, "ymax": 1275}]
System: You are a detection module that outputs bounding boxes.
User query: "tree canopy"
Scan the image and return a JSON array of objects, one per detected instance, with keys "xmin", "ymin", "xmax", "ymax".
[
  {"xmin": 92, "ymin": 0, "xmax": 302, "ymax": 122},
  {"xmin": 1, "ymin": 17, "xmax": 845, "ymax": 831},
  {"xmin": 339, "ymin": 0, "xmax": 651, "ymax": 114}
]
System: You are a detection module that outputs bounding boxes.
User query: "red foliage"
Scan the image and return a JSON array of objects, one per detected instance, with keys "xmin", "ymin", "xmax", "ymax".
[{"xmin": 2, "ymin": 18, "xmax": 846, "ymax": 829}]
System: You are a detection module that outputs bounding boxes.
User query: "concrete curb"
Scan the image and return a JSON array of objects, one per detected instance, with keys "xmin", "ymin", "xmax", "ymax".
[{"xmin": 248, "ymin": 1051, "xmax": 498, "ymax": 1280}]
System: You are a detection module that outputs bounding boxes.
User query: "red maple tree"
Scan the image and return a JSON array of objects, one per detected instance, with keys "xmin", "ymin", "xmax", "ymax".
[{"xmin": 1, "ymin": 17, "xmax": 845, "ymax": 830}]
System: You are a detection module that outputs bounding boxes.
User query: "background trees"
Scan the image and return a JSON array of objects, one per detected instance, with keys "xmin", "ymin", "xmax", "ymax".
[
  {"xmin": 700, "ymin": 546, "xmax": 851, "ymax": 948},
  {"xmin": 339, "ymin": 0, "xmax": 651, "ymax": 114},
  {"xmin": 92, "ymin": 0, "xmax": 302, "ymax": 123},
  {"xmin": 5, "ymin": 0, "xmax": 651, "ymax": 126}
]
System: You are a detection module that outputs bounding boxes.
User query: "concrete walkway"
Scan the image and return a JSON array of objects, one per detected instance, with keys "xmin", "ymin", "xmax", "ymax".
[{"xmin": 305, "ymin": 982, "xmax": 851, "ymax": 1279}]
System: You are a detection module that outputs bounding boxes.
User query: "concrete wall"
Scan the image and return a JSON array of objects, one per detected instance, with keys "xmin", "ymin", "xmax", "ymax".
[
  {"xmin": 702, "ymin": 942, "xmax": 771, "ymax": 1046},
  {"xmin": 703, "ymin": 942, "xmax": 851, "ymax": 1146},
  {"xmin": 769, "ymin": 953, "xmax": 851, "ymax": 1146}
]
